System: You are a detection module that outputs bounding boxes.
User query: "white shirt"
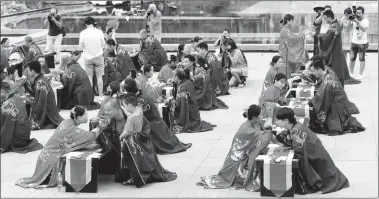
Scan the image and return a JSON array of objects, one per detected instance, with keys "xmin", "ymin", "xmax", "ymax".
[
  {"xmin": 351, "ymin": 17, "xmax": 369, "ymax": 44},
  {"xmin": 79, "ymin": 26, "xmax": 105, "ymax": 59}
]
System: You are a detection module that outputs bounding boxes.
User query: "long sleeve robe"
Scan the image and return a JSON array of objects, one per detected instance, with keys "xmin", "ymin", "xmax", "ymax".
[
  {"xmin": 198, "ymin": 121, "xmax": 271, "ymax": 191},
  {"xmin": 59, "ymin": 63, "xmax": 100, "ymax": 110},
  {"xmin": 1, "ymin": 95, "xmax": 42, "ymax": 154},
  {"xmin": 139, "ymin": 36, "xmax": 167, "ymax": 72},
  {"xmin": 16, "ymin": 119, "xmax": 101, "ymax": 189},
  {"xmin": 310, "ymin": 72, "xmax": 365, "ymax": 136},
  {"xmin": 205, "ymin": 52, "xmax": 229, "ymax": 96},
  {"xmin": 192, "ymin": 66, "xmax": 228, "ymax": 110},
  {"xmin": 104, "ymin": 45, "xmax": 135, "ymax": 82},
  {"xmin": 275, "ymin": 122, "xmax": 349, "ymax": 194},
  {"xmin": 29, "ymin": 74, "xmax": 64, "ymax": 130},
  {"xmin": 170, "ymin": 80, "xmax": 214, "ymax": 133},
  {"xmin": 318, "ymin": 19, "xmax": 350, "ymax": 82}
]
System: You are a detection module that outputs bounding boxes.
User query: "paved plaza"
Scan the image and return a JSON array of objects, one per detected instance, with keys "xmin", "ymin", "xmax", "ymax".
[{"xmin": 1, "ymin": 52, "xmax": 378, "ymax": 198}]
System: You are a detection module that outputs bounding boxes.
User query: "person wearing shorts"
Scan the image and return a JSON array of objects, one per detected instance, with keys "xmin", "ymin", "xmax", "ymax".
[
  {"xmin": 79, "ymin": 17, "xmax": 106, "ymax": 96},
  {"xmin": 348, "ymin": 6, "xmax": 369, "ymax": 80}
]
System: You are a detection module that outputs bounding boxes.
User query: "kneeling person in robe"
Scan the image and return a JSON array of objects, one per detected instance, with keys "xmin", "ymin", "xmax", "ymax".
[
  {"xmin": 27, "ymin": 60, "xmax": 64, "ymax": 130},
  {"xmin": 1, "ymin": 82, "xmax": 43, "ymax": 153}
]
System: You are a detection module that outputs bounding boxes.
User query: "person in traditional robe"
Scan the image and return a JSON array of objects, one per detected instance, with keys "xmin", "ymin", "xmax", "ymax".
[
  {"xmin": 139, "ymin": 29, "xmax": 167, "ymax": 72},
  {"xmin": 197, "ymin": 105, "xmax": 271, "ymax": 191},
  {"xmin": 197, "ymin": 42, "xmax": 229, "ymax": 96},
  {"xmin": 1, "ymin": 82, "xmax": 42, "ymax": 154},
  {"xmin": 123, "ymin": 78, "xmax": 192, "ymax": 154},
  {"xmin": 170, "ymin": 68, "xmax": 215, "ymax": 133},
  {"xmin": 90, "ymin": 95, "xmax": 178, "ymax": 187},
  {"xmin": 176, "ymin": 44, "xmax": 185, "ymax": 63},
  {"xmin": 158, "ymin": 55, "xmax": 176, "ymax": 83},
  {"xmin": 258, "ymin": 73, "xmax": 290, "ymax": 107},
  {"xmin": 2, "ymin": 66, "xmax": 16, "ymax": 88},
  {"xmin": 26, "ymin": 60, "xmax": 63, "ymax": 130},
  {"xmin": 223, "ymin": 39, "xmax": 248, "ymax": 87},
  {"xmin": 15, "ymin": 106, "xmax": 102, "ymax": 189},
  {"xmin": 308, "ymin": 60, "xmax": 365, "ymax": 136},
  {"xmin": 1, "ymin": 38, "xmax": 12, "ymax": 68},
  {"xmin": 105, "ymin": 28, "xmax": 117, "ymax": 43},
  {"xmin": 278, "ymin": 14, "xmax": 309, "ymax": 78},
  {"xmin": 24, "ymin": 36, "xmax": 43, "ymax": 65},
  {"xmin": 135, "ymin": 64, "xmax": 165, "ymax": 102},
  {"xmin": 103, "ymin": 56, "xmax": 119, "ymax": 92},
  {"xmin": 271, "ymin": 107, "xmax": 349, "ymax": 194},
  {"xmin": 312, "ymin": 10, "xmax": 350, "ymax": 87},
  {"xmin": 183, "ymin": 54, "xmax": 228, "ymax": 110},
  {"xmin": 260, "ymin": 55, "xmax": 295, "ymax": 99},
  {"xmin": 58, "ymin": 50, "xmax": 100, "ymax": 110},
  {"xmin": 310, "ymin": 55, "xmax": 360, "ymax": 114},
  {"xmin": 104, "ymin": 39, "xmax": 135, "ymax": 82}
]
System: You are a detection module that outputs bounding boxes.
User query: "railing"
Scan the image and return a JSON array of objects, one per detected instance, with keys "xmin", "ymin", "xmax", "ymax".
[{"xmin": 1, "ymin": 2, "xmax": 87, "ymax": 18}]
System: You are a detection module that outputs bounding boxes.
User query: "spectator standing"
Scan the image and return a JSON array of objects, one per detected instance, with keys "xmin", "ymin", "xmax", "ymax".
[
  {"xmin": 349, "ymin": 6, "xmax": 370, "ymax": 80},
  {"xmin": 44, "ymin": 7, "xmax": 63, "ymax": 65},
  {"xmin": 79, "ymin": 17, "xmax": 106, "ymax": 97},
  {"xmin": 145, "ymin": 4, "xmax": 162, "ymax": 42}
]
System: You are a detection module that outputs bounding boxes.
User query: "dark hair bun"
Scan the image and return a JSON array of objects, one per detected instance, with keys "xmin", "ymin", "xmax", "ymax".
[{"xmin": 279, "ymin": 19, "xmax": 284, "ymax": 24}]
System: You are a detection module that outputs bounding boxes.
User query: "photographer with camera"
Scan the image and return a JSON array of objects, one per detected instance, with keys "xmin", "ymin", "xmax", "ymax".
[
  {"xmin": 44, "ymin": 7, "xmax": 63, "ymax": 65},
  {"xmin": 144, "ymin": 4, "xmax": 162, "ymax": 42},
  {"xmin": 341, "ymin": 8, "xmax": 354, "ymax": 59},
  {"xmin": 214, "ymin": 29, "xmax": 231, "ymax": 55},
  {"xmin": 348, "ymin": 6, "xmax": 369, "ymax": 80}
]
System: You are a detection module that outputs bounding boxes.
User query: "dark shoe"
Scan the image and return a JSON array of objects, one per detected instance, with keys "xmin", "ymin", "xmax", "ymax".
[
  {"xmin": 185, "ymin": 143, "xmax": 192, "ymax": 150},
  {"xmin": 211, "ymin": 124, "xmax": 217, "ymax": 127}
]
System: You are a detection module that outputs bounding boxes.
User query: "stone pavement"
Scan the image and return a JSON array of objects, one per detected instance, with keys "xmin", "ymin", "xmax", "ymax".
[{"xmin": 1, "ymin": 52, "xmax": 378, "ymax": 198}]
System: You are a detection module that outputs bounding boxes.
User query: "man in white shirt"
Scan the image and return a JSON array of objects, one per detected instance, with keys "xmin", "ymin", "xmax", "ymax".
[
  {"xmin": 79, "ymin": 16, "xmax": 106, "ymax": 96},
  {"xmin": 348, "ymin": 6, "xmax": 369, "ymax": 80},
  {"xmin": 145, "ymin": 4, "xmax": 162, "ymax": 42}
]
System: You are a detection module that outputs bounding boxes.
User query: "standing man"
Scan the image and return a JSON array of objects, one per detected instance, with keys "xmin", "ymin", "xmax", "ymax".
[
  {"xmin": 79, "ymin": 16, "xmax": 106, "ymax": 97},
  {"xmin": 314, "ymin": 9, "xmax": 350, "ymax": 87},
  {"xmin": 44, "ymin": 7, "xmax": 63, "ymax": 65},
  {"xmin": 145, "ymin": 4, "xmax": 162, "ymax": 42},
  {"xmin": 348, "ymin": 6, "xmax": 370, "ymax": 80}
]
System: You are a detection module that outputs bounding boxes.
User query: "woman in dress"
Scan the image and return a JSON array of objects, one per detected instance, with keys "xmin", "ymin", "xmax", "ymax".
[
  {"xmin": 170, "ymin": 68, "xmax": 215, "ymax": 133},
  {"xmin": 15, "ymin": 106, "xmax": 102, "ymax": 189},
  {"xmin": 271, "ymin": 107, "xmax": 349, "ymax": 194},
  {"xmin": 258, "ymin": 73, "xmax": 290, "ymax": 107},
  {"xmin": 197, "ymin": 105, "xmax": 271, "ymax": 191},
  {"xmin": 278, "ymin": 14, "xmax": 309, "ymax": 78},
  {"xmin": 135, "ymin": 64, "xmax": 165, "ymax": 102},
  {"xmin": 182, "ymin": 54, "xmax": 228, "ymax": 110}
]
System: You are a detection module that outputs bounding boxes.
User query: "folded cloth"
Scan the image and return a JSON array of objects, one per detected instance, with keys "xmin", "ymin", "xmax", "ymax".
[
  {"xmin": 64, "ymin": 151, "xmax": 101, "ymax": 192},
  {"xmin": 263, "ymin": 147, "xmax": 294, "ymax": 197}
]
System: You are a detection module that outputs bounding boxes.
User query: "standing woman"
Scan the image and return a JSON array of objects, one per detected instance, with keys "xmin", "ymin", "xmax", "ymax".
[{"xmin": 278, "ymin": 14, "xmax": 309, "ymax": 78}]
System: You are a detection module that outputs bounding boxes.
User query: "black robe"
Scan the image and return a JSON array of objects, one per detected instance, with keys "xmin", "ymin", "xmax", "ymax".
[
  {"xmin": 29, "ymin": 74, "xmax": 64, "ymax": 130},
  {"xmin": 1, "ymin": 95, "xmax": 42, "ymax": 153},
  {"xmin": 59, "ymin": 62, "xmax": 100, "ymax": 110}
]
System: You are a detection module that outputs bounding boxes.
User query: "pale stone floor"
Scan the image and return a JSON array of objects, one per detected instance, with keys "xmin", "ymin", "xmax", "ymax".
[{"xmin": 1, "ymin": 52, "xmax": 378, "ymax": 198}]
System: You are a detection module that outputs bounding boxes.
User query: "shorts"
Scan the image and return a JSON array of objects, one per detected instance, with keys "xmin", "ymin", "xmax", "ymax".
[
  {"xmin": 350, "ymin": 43, "xmax": 368, "ymax": 62},
  {"xmin": 84, "ymin": 55, "xmax": 105, "ymax": 77}
]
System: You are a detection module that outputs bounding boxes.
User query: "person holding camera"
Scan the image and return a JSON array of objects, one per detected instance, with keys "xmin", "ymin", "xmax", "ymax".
[
  {"xmin": 214, "ymin": 29, "xmax": 231, "ymax": 55},
  {"xmin": 144, "ymin": 4, "xmax": 162, "ymax": 42},
  {"xmin": 44, "ymin": 7, "xmax": 63, "ymax": 65},
  {"xmin": 348, "ymin": 6, "xmax": 369, "ymax": 80},
  {"xmin": 341, "ymin": 8, "xmax": 354, "ymax": 59}
]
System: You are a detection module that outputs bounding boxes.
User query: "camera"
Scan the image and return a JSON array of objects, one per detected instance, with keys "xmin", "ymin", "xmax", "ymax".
[
  {"xmin": 348, "ymin": 6, "xmax": 357, "ymax": 20},
  {"xmin": 47, "ymin": 13, "xmax": 54, "ymax": 20},
  {"xmin": 146, "ymin": 9, "xmax": 152, "ymax": 16}
]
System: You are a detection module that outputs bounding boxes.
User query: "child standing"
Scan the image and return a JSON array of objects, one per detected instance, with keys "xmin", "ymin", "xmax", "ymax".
[{"xmin": 119, "ymin": 94, "xmax": 143, "ymax": 140}]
